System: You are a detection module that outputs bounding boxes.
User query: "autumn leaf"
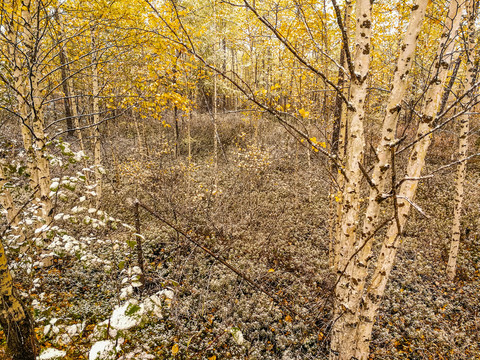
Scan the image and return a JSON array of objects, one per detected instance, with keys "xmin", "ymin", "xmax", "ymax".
[
  {"xmin": 172, "ymin": 343, "xmax": 179, "ymax": 356},
  {"xmin": 298, "ymin": 108, "xmax": 309, "ymax": 118}
]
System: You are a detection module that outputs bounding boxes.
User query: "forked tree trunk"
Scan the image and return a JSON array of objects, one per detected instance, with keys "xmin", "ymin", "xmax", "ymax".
[
  {"xmin": 354, "ymin": 1, "xmax": 465, "ymax": 358},
  {"xmin": 447, "ymin": 0, "xmax": 478, "ymax": 281}
]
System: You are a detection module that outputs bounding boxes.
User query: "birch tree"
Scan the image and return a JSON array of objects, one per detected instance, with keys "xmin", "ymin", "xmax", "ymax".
[
  {"xmin": 353, "ymin": 1, "xmax": 466, "ymax": 358},
  {"xmin": 330, "ymin": 1, "xmax": 430, "ymax": 358},
  {"xmin": 3, "ymin": 0, "xmax": 53, "ymax": 224},
  {"xmin": 446, "ymin": 0, "xmax": 478, "ymax": 281},
  {"xmin": 0, "ymin": 167, "xmax": 37, "ymax": 359},
  {"xmin": 330, "ymin": 0, "xmax": 373, "ymax": 354},
  {"xmin": 111, "ymin": 1, "xmax": 478, "ymax": 358}
]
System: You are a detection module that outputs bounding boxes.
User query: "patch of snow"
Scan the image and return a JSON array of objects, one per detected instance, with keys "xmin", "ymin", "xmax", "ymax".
[
  {"xmin": 119, "ymin": 285, "xmax": 133, "ymax": 300},
  {"xmin": 231, "ymin": 327, "xmax": 244, "ymax": 345},
  {"xmin": 50, "ymin": 182, "xmax": 59, "ymax": 191},
  {"xmin": 43, "ymin": 324, "xmax": 51, "ymax": 336},
  {"xmin": 37, "ymin": 348, "xmax": 66, "ymax": 360},
  {"xmin": 89, "ymin": 340, "xmax": 121, "ymax": 360},
  {"xmin": 74, "ymin": 150, "xmax": 86, "ymax": 162},
  {"xmin": 142, "ymin": 289, "xmax": 174, "ymax": 319},
  {"xmin": 110, "ymin": 300, "xmax": 144, "ymax": 330}
]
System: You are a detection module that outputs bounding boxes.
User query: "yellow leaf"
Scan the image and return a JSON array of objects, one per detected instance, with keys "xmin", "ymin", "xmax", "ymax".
[
  {"xmin": 285, "ymin": 315, "xmax": 292, "ymax": 323},
  {"xmin": 208, "ymin": 356, "xmax": 216, "ymax": 360},
  {"xmin": 299, "ymin": 108, "xmax": 309, "ymax": 118},
  {"xmin": 268, "ymin": 268, "xmax": 274, "ymax": 273},
  {"xmin": 172, "ymin": 343, "xmax": 179, "ymax": 356}
]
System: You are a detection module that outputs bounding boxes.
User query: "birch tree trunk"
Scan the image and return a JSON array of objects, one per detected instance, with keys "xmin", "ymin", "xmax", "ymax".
[
  {"xmin": 330, "ymin": 0, "xmax": 372, "ymax": 357},
  {"xmin": 355, "ymin": 1, "xmax": 465, "ymax": 358},
  {"xmin": 325, "ymin": 0, "xmax": 429, "ymax": 355},
  {"xmin": 0, "ymin": 169, "xmax": 37, "ymax": 359},
  {"xmin": 0, "ymin": 239, "xmax": 38, "ymax": 360},
  {"xmin": 0, "ymin": 165, "xmax": 18, "ymax": 228},
  {"xmin": 31, "ymin": 66, "xmax": 53, "ymax": 223},
  {"xmin": 7, "ymin": 0, "xmax": 52, "ymax": 223},
  {"xmin": 447, "ymin": 0, "xmax": 478, "ymax": 281},
  {"xmin": 0, "ymin": 162, "xmax": 26, "ymax": 246},
  {"xmin": 331, "ymin": 0, "xmax": 352, "ymax": 271}
]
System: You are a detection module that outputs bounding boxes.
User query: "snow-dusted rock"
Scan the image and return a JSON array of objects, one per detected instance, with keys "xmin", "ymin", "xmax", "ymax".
[
  {"xmin": 89, "ymin": 340, "xmax": 121, "ymax": 360},
  {"xmin": 37, "ymin": 348, "xmax": 66, "ymax": 360},
  {"xmin": 110, "ymin": 299, "xmax": 144, "ymax": 330}
]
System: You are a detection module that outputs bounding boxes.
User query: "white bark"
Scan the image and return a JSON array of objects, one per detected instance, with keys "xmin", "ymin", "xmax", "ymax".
[
  {"xmin": 332, "ymin": 0, "xmax": 353, "ymax": 272},
  {"xmin": 330, "ymin": 0, "xmax": 372, "ymax": 357},
  {"xmin": 331, "ymin": 2, "xmax": 430, "ymax": 359},
  {"xmin": 355, "ymin": 1, "xmax": 465, "ymax": 358},
  {"xmin": 7, "ymin": 0, "xmax": 52, "ymax": 223},
  {"xmin": 447, "ymin": 0, "xmax": 477, "ymax": 281},
  {"xmin": 0, "ymin": 165, "xmax": 18, "ymax": 227}
]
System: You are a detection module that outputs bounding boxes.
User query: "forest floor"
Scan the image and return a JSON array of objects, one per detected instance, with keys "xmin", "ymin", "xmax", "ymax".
[{"xmin": 1, "ymin": 112, "xmax": 480, "ymax": 359}]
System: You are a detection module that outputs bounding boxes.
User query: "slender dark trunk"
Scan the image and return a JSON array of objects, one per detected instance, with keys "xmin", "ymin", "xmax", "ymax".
[
  {"xmin": 438, "ymin": 55, "xmax": 462, "ymax": 116},
  {"xmin": 331, "ymin": 40, "xmax": 346, "ymax": 157},
  {"xmin": 56, "ymin": 13, "xmax": 74, "ymax": 137}
]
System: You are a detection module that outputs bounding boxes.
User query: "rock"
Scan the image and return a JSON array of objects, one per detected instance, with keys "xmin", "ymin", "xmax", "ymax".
[
  {"xmin": 37, "ymin": 348, "xmax": 66, "ymax": 360},
  {"xmin": 110, "ymin": 299, "xmax": 144, "ymax": 330},
  {"xmin": 89, "ymin": 340, "xmax": 121, "ymax": 360}
]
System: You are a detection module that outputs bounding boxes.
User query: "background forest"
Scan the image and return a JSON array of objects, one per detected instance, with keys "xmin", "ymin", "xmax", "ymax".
[{"xmin": 0, "ymin": 0, "xmax": 479, "ymax": 359}]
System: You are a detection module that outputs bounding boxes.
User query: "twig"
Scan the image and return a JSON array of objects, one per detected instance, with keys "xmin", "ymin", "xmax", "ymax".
[
  {"xmin": 396, "ymin": 195, "xmax": 430, "ymax": 218},
  {"xmin": 390, "ymin": 147, "xmax": 402, "ymax": 233}
]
